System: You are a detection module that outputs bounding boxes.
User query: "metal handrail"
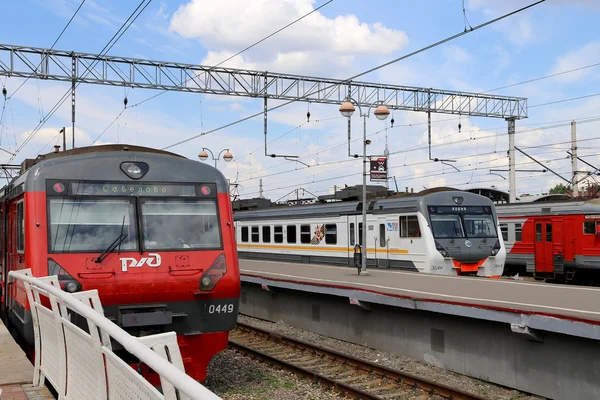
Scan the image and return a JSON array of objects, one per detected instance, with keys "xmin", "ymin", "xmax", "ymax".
[{"xmin": 8, "ymin": 270, "xmax": 221, "ymax": 400}]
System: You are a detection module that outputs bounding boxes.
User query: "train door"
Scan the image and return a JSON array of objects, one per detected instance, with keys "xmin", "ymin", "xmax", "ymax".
[
  {"xmin": 376, "ymin": 217, "xmax": 389, "ymax": 268},
  {"xmin": 3, "ymin": 200, "xmax": 17, "ymax": 311},
  {"xmin": 562, "ymin": 218, "xmax": 575, "ymax": 263},
  {"xmin": 534, "ymin": 219, "xmax": 553, "ymax": 274},
  {"xmin": 347, "ymin": 215, "xmax": 359, "ymax": 266}
]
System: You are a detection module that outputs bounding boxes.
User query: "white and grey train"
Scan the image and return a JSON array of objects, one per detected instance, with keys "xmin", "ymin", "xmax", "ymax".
[{"xmin": 234, "ymin": 191, "xmax": 506, "ymax": 277}]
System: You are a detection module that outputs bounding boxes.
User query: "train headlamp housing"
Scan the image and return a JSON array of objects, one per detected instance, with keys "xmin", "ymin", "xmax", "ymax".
[
  {"xmin": 48, "ymin": 259, "xmax": 82, "ymax": 293},
  {"xmin": 435, "ymin": 241, "xmax": 450, "ymax": 258},
  {"xmin": 120, "ymin": 162, "xmax": 149, "ymax": 180},
  {"xmin": 490, "ymin": 239, "xmax": 501, "ymax": 256},
  {"xmin": 198, "ymin": 253, "xmax": 227, "ymax": 292}
]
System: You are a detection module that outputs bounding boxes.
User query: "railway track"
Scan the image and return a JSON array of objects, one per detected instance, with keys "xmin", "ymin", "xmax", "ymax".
[{"xmin": 229, "ymin": 322, "xmax": 487, "ymax": 400}]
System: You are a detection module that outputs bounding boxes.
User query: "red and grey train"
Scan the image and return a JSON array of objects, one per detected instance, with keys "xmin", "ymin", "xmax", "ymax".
[
  {"xmin": 0, "ymin": 144, "xmax": 240, "ymax": 382},
  {"xmin": 496, "ymin": 198, "xmax": 600, "ymax": 283}
]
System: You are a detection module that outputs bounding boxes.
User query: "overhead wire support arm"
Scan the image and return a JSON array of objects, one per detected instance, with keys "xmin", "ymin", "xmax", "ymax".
[{"xmin": 514, "ymin": 146, "xmax": 571, "ymax": 184}]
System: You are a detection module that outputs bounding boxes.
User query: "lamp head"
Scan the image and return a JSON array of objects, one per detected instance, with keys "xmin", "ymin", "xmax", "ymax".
[
  {"xmin": 374, "ymin": 105, "xmax": 390, "ymax": 121},
  {"xmin": 339, "ymin": 101, "xmax": 356, "ymax": 118}
]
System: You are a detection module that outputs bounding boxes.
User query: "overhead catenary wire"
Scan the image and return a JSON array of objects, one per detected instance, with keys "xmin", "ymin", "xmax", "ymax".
[
  {"xmin": 235, "ymin": 115, "xmax": 600, "ymax": 179},
  {"xmin": 244, "ymin": 152, "xmax": 600, "ymax": 198},
  {"xmin": 7, "ymin": 0, "xmax": 88, "ymax": 101},
  {"xmin": 95, "ymin": 0, "xmax": 335, "ymax": 145},
  {"xmin": 161, "ymin": 0, "xmax": 546, "ymax": 151},
  {"xmin": 11, "ymin": 0, "xmax": 153, "ymax": 162},
  {"xmin": 131, "ymin": 0, "xmax": 335, "ymax": 109},
  {"xmin": 239, "ymin": 137, "xmax": 600, "ymax": 196},
  {"xmin": 236, "ymin": 116, "xmax": 600, "ymax": 182}
]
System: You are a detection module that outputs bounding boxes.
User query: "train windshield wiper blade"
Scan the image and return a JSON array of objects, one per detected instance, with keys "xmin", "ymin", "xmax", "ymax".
[
  {"xmin": 95, "ymin": 233, "xmax": 128, "ymax": 263},
  {"xmin": 95, "ymin": 215, "xmax": 128, "ymax": 264}
]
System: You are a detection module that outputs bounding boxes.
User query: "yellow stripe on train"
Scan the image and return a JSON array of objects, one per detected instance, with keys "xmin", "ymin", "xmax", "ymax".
[{"xmin": 237, "ymin": 243, "xmax": 409, "ymax": 254}]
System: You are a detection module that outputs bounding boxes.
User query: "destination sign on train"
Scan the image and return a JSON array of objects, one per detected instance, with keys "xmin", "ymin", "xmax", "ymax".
[
  {"xmin": 69, "ymin": 182, "xmax": 198, "ymax": 197},
  {"xmin": 431, "ymin": 206, "xmax": 492, "ymax": 214}
]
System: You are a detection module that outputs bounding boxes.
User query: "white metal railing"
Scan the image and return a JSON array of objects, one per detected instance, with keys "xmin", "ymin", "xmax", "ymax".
[{"xmin": 8, "ymin": 269, "xmax": 221, "ymax": 400}]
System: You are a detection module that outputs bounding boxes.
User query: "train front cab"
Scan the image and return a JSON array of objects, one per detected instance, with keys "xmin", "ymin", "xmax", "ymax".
[
  {"xmin": 420, "ymin": 192, "xmax": 505, "ymax": 277},
  {"xmin": 0, "ymin": 148, "xmax": 241, "ymax": 383}
]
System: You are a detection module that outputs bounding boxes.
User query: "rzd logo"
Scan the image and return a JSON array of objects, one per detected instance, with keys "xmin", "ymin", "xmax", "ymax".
[{"xmin": 120, "ymin": 253, "xmax": 161, "ymax": 272}]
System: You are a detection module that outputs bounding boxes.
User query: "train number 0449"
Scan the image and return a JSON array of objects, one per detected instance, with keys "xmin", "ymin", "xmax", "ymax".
[{"xmin": 208, "ymin": 304, "xmax": 235, "ymax": 314}]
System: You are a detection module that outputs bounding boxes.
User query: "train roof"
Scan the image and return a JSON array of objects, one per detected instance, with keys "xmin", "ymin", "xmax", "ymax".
[
  {"xmin": 234, "ymin": 191, "xmax": 494, "ymax": 221},
  {"xmin": 496, "ymin": 198, "xmax": 600, "ymax": 216},
  {"xmin": 3, "ymin": 144, "xmax": 229, "ymax": 197}
]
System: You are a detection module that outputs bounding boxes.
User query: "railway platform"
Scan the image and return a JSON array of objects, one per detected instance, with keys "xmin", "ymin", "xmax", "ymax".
[
  {"xmin": 239, "ymin": 259, "xmax": 600, "ymax": 400},
  {"xmin": 0, "ymin": 321, "xmax": 53, "ymax": 399}
]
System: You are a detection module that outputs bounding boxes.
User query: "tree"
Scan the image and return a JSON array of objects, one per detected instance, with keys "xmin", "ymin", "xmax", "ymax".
[{"xmin": 549, "ymin": 183, "xmax": 569, "ymax": 194}]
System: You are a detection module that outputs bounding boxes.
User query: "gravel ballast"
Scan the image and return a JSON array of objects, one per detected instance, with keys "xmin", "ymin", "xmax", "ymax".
[
  {"xmin": 234, "ymin": 314, "xmax": 543, "ymax": 400},
  {"xmin": 204, "ymin": 347, "xmax": 342, "ymax": 399}
]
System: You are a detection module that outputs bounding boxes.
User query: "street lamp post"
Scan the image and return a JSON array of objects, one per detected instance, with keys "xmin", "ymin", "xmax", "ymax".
[
  {"xmin": 339, "ymin": 99, "xmax": 390, "ymax": 275},
  {"xmin": 198, "ymin": 148, "xmax": 233, "ymax": 169}
]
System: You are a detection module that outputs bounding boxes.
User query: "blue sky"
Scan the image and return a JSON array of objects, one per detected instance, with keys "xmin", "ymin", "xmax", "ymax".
[{"xmin": 1, "ymin": 0, "xmax": 600, "ymax": 200}]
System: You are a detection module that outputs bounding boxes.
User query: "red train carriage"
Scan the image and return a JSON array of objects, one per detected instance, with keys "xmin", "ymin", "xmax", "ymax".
[
  {"xmin": 0, "ymin": 144, "xmax": 240, "ymax": 382},
  {"xmin": 496, "ymin": 199, "xmax": 600, "ymax": 283}
]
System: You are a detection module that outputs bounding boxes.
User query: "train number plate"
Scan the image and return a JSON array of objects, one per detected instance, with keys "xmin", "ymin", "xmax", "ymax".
[{"xmin": 208, "ymin": 304, "xmax": 235, "ymax": 314}]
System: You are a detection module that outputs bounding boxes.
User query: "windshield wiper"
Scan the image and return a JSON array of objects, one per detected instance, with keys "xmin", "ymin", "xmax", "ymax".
[{"xmin": 95, "ymin": 215, "xmax": 128, "ymax": 264}]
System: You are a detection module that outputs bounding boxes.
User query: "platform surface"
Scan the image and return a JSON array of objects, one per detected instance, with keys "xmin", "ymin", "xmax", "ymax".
[
  {"xmin": 0, "ymin": 322, "xmax": 34, "ymax": 386},
  {"xmin": 239, "ymin": 259, "xmax": 600, "ymax": 323}
]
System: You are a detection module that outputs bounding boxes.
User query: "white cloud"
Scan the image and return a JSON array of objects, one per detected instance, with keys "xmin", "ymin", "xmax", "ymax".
[
  {"xmin": 549, "ymin": 41, "xmax": 600, "ymax": 83},
  {"xmin": 170, "ymin": 0, "xmax": 408, "ymax": 57},
  {"xmin": 200, "ymin": 49, "xmax": 356, "ymax": 76},
  {"xmin": 20, "ymin": 126, "xmax": 91, "ymax": 156}
]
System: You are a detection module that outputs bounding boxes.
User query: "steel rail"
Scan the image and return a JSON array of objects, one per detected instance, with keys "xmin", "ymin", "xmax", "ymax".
[{"xmin": 230, "ymin": 322, "xmax": 487, "ymax": 400}]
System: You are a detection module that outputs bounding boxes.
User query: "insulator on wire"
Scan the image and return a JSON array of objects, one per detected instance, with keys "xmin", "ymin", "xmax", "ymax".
[
  {"xmin": 124, "ymin": 97, "xmax": 128, "ymax": 108},
  {"xmin": 458, "ymin": 122, "xmax": 462, "ymax": 133},
  {"xmin": 2, "ymin": 87, "xmax": 6, "ymax": 98},
  {"xmin": 306, "ymin": 110, "xmax": 311, "ymax": 122},
  {"xmin": 390, "ymin": 117, "xmax": 395, "ymax": 128}
]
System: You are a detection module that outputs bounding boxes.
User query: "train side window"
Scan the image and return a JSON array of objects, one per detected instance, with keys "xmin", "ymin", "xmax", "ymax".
[
  {"xmin": 274, "ymin": 225, "xmax": 283, "ymax": 243},
  {"xmin": 350, "ymin": 223, "xmax": 355, "ymax": 246},
  {"xmin": 251, "ymin": 226, "xmax": 259, "ymax": 243},
  {"xmin": 546, "ymin": 223, "xmax": 552, "ymax": 242},
  {"xmin": 535, "ymin": 223, "xmax": 542, "ymax": 242},
  {"xmin": 358, "ymin": 223, "xmax": 363, "ymax": 246},
  {"xmin": 241, "ymin": 226, "xmax": 249, "ymax": 242},
  {"xmin": 399, "ymin": 215, "xmax": 421, "ymax": 238},
  {"xmin": 515, "ymin": 223, "xmax": 522, "ymax": 242},
  {"xmin": 300, "ymin": 225, "xmax": 311, "ymax": 244},
  {"xmin": 262, "ymin": 226, "xmax": 271, "ymax": 243},
  {"xmin": 287, "ymin": 225, "xmax": 297, "ymax": 243},
  {"xmin": 16, "ymin": 200, "xmax": 24, "ymax": 253},
  {"xmin": 583, "ymin": 221, "xmax": 596, "ymax": 234},
  {"xmin": 379, "ymin": 224, "xmax": 386, "ymax": 247},
  {"xmin": 325, "ymin": 224, "xmax": 337, "ymax": 245},
  {"xmin": 500, "ymin": 224, "xmax": 508, "ymax": 241}
]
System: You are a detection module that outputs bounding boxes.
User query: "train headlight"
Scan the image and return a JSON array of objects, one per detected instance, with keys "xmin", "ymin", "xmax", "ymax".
[
  {"xmin": 490, "ymin": 239, "xmax": 501, "ymax": 256},
  {"xmin": 200, "ymin": 276, "xmax": 212, "ymax": 289},
  {"xmin": 435, "ymin": 241, "xmax": 450, "ymax": 258},
  {"xmin": 48, "ymin": 259, "xmax": 82, "ymax": 293},
  {"xmin": 197, "ymin": 253, "xmax": 227, "ymax": 292},
  {"xmin": 120, "ymin": 161, "xmax": 149, "ymax": 180},
  {"xmin": 65, "ymin": 281, "xmax": 79, "ymax": 293}
]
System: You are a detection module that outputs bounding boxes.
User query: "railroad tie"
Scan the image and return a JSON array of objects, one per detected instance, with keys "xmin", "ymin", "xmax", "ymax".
[
  {"xmin": 337, "ymin": 374, "xmax": 370, "ymax": 384},
  {"xmin": 368, "ymin": 383, "xmax": 401, "ymax": 393}
]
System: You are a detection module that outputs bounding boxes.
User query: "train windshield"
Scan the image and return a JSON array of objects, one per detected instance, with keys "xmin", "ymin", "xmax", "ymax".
[
  {"xmin": 428, "ymin": 205, "xmax": 497, "ymax": 239},
  {"xmin": 47, "ymin": 181, "xmax": 222, "ymax": 253},
  {"xmin": 141, "ymin": 199, "xmax": 221, "ymax": 250},
  {"xmin": 463, "ymin": 214, "xmax": 497, "ymax": 238},
  {"xmin": 49, "ymin": 198, "xmax": 138, "ymax": 252},
  {"xmin": 429, "ymin": 214, "xmax": 465, "ymax": 238}
]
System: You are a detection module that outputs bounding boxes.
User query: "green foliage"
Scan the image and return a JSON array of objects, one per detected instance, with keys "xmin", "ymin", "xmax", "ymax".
[{"xmin": 549, "ymin": 183, "xmax": 569, "ymax": 194}]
